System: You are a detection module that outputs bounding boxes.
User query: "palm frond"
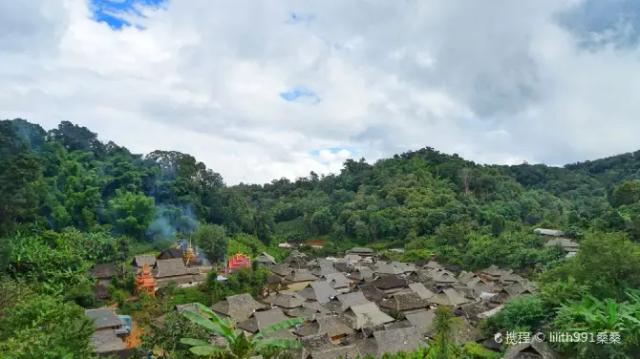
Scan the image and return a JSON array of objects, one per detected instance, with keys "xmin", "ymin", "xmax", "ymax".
[
  {"xmin": 180, "ymin": 338, "xmax": 211, "ymax": 347},
  {"xmin": 255, "ymin": 338, "xmax": 302, "ymax": 351},
  {"xmin": 182, "ymin": 309, "xmax": 229, "ymax": 337},
  {"xmin": 189, "ymin": 345, "xmax": 225, "ymax": 356},
  {"xmin": 254, "ymin": 317, "xmax": 305, "ymax": 339}
]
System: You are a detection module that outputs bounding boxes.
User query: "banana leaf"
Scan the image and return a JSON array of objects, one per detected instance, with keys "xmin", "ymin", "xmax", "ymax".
[
  {"xmin": 180, "ymin": 338, "xmax": 211, "ymax": 347},
  {"xmin": 254, "ymin": 317, "xmax": 305, "ymax": 339}
]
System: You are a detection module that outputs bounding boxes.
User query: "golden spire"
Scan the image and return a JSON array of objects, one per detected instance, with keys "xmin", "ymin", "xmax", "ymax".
[{"xmin": 183, "ymin": 236, "xmax": 196, "ymax": 266}]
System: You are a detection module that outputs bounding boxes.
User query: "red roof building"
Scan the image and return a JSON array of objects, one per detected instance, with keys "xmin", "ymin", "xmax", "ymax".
[
  {"xmin": 227, "ymin": 253, "xmax": 251, "ymax": 272},
  {"xmin": 135, "ymin": 263, "xmax": 156, "ymax": 296}
]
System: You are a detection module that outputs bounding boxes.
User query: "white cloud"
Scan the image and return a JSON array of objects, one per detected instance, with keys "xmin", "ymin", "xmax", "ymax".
[{"xmin": 2, "ymin": 0, "xmax": 640, "ymax": 183}]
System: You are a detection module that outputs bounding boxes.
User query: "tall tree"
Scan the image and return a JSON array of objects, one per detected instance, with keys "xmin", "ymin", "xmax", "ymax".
[{"xmin": 194, "ymin": 224, "xmax": 228, "ymax": 264}]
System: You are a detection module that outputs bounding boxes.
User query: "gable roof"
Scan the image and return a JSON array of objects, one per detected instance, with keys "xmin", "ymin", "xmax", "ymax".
[
  {"xmin": 285, "ymin": 268, "xmax": 318, "ymax": 283},
  {"xmin": 255, "ymin": 252, "xmax": 276, "ymax": 265},
  {"xmin": 372, "ymin": 275, "xmax": 407, "ymax": 290},
  {"xmin": 271, "ymin": 263, "xmax": 293, "ymax": 277},
  {"xmin": 310, "ymin": 258, "xmax": 338, "ymax": 276},
  {"xmin": 534, "ymin": 228, "xmax": 565, "ymax": 237},
  {"xmin": 85, "ymin": 308, "xmax": 123, "ymax": 329},
  {"xmin": 359, "ymin": 283, "xmax": 386, "ymax": 303},
  {"xmin": 89, "ymin": 329, "xmax": 126, "ymax": 354},
  {"xmin": 430, "ymin": 288, "xmax": 470, "ymax": 307},
  {"xmin": 132, "ymin": 255, "xmax": 156, "ymax": 268},
  {"xmin": 404, "ymin": 309, "xmax": 436, "ymax": 335},
  {"xmin": 309, "ymin": 343, "xmax": 360, "ymax": 359},
  {"xmin": 299, "ymin": 281, "xmax": 339, "ymax": 304},
  {"xmin": 457, "ymin": 271, "xmax": 478, "ymax": 284},
  {"xmin": 380, "ymin": 292, "xmax": 429, "ymax": 312},
  {"xmin": 90, "ymin": 263, "xmax": 118, "ymax": 279},
  {"xmin": 265, "ymin": 291, "xmax": 306, "ymax": 309},
  {"xmin": 294, "ymin": 314, "xmax": 354, "ymax": 338},
  {"xmin": 336, "ymin": 291, "xmax": 370, "ymax": 311},
  {"xmin": 346, "ymin": 302, "xmax": 394, "ymax": 329},
  {"xmin": 408, "ymin": 282, "xmax": 435, "ymax": 300},
  {"xmin": 373, "ymin": 261, "xmax": 404, "ymax": 275},
  {"xmin": 324, "ymin": 272, "xmax": 352, "ymax": 289},
  {"xmin": 154, "ymin": 258, "xmax": 196, "ymax": 278},
  {"xmin": 544, "ymin": 237, "xmax": 579, "ymax": 251},
  {"xmin": 158, "ymin": 247, "xmax": 184, "ymax": 260},
  {"xmin": 211, "ymin": 293, "xmax": 267, "ymax": 322},
  {"xmin": 429, "ymin": 269, "xmax": 458, "ymax": 284},
  {"xmin": 350, "ymin": 266, "xmax": 374, "ymax": 282},
  {"xmin": 504, "ymin": 341, "xmax": 558, "ymax": 359},
  {"xmin": 346, "ymin": 247, "xmax": 375, "ymax": 255},
  {"xmin": 238, "ymin": 307, "xmax": 293, "ymax": 336},
  {"xmin": 371, "ymin": 327, "xmax": 425, "ymax": 356}
]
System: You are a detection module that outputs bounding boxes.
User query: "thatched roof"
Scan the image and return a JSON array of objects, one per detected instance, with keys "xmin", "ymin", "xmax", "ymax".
[
  {"xmin": 408, "ymin": 282, "xmax": 435, "ymax": 300},
  {"xmin": 211, "ymin": 293, "xmax": 267, "ymax": 322},
  {"xmin": 404, "ymin": 309, "xmax": 436, "ymax": 335},
  {"xmin": 324, "ymin": 272, "xmax": 352, "ymax": 289},
  {"xmin": 336, "ymin": 291, "xmax": 370, "ymax": 311},
  {"xmin": 154, "ymin": 258, "xmax": 197, "ymax": 278},
  {"xmin": 285, "ymin": 269, "xmax": 318, "ymax": 283},
  {"xmin": 369, "ymin": 327, "xmax": 425, "ymax": 356},
  {"xmin": 380, "ymin": 292, "xmax": 429, "ymax": 312},
  {"xmin": 265, "ymin": 292, "xmax": 306, "ymax": 309},
  {"xmin": 294, "ymin": 315, "xmax": 354, "ymax": 338},
  {"xmin": 132, "ymin": 255, "xmax": 156, "ymax": 268},
  {"xmin": 85, "ymin": 308, "xmax": 123, "ymax": 330},
  {"xmin": 309, "ymin": 343, "xmax": 360, "ymax": 359},
  {"xmin": 372, "ymin": 275, "xmax": 407, "ymax": 290},
  {"xmin": 299, "ymin": 281, "xmax": 339, "ymax": 304},
  {"xmin": 430, "ymin": 288, "xmax": 471, "ymax": 307},
  {"xmin": 90, "ymin": 263, "xmax": 118, "ymax": 279},
  {"xmin": 504, "ymin": 341, "xmax": 558, "ymax": 359},
  {"xmin": 255, "ymin": 252, "xmax": 277, "ymax": 265},
  {"xmin": 345, "ymin": 302, "xmax": 394, "ymax": 329}
]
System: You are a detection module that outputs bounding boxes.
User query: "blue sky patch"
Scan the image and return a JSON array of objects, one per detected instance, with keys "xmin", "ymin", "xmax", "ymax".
[
  {"xmin": 287, "ymin": 12, "xmax": 315, "ymax": 25},
  {"xmin": 310, "ymin": 147, "xmax": 356, "ymax": 156},
  {"xmin": 90, "ymin": 0, "xmax": 166, "ymax": 29},
  {"xmin": 557, "ymin": 0, "xmax": 640, "ymax": 48},
  {"xmin": 280, "ymin": 86, "xmax": 321, "ymax": 104}
]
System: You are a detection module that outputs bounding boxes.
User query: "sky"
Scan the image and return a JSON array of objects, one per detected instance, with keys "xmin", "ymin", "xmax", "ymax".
[{"xmin": 2, "ymin": 0, "xmax": 640, "ymax": 184}]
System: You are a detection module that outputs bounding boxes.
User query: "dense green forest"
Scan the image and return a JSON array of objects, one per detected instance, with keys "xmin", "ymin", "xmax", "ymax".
[{"xmin": 1, "ymin": 118, "xmax": 640, "ymax": 358}]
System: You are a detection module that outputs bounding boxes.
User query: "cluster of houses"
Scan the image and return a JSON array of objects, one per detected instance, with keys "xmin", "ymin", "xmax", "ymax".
[
  {"xmin": 536, "ymin": 228, "xmax": 580, "ymax": 257},
  {"xmin": 84, "ymin": 228, "xmax": 576, "ymax": 358},
  {"xmin": 172, "ymin": 247, "xmax": 555, "ymax": 359},
  {"xmin": 86, "ymin": 240, "xmax": 221, "ymax": 355}
]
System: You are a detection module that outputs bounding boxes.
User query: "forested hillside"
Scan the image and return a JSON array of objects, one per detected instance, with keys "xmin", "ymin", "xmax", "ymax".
[{"xmin": 2, "ymin": 119, "xmax": 640, "ymax": 358}]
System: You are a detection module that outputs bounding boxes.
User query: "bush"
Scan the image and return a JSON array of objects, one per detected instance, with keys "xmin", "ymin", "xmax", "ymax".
[{"xmin": 484, "ymin": 295, "xmax": 549, "ymax": 334}]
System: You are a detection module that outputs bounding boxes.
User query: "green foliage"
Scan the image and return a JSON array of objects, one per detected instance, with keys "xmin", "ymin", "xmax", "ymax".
[
  {"xmin": 194, "ymin": 223, "xmax": 228, "ymax": 264},
  {"xmin": 553, "ymin": 291, "xmax": 640, "ymax": 358},
  {"xmin": 460, "ymin": 342, "xmax": 501, "ymax": 359},
  {"xmin": 180, "ymin": 303, "xmax": 302, "ymax": 358},
  {"xmin": 142, "ymin": 311, "xmax": 208, "ymax": 359},
  {"xmin": 0, "ymin": 294, "xmax": 95, "ymax": 359},
  {"xmin": 428, "ymin": 306, "xmax": 461, "ymax": 359},
  {"xmin": 107, "ymin": 189, "xmax": 155, "ymax": 237},
  {"xmin": 206, "ymin": 267, "xmax": 269, "ymax": 302},
  {"xmin": 541, "ymin": 232, "xmax": 640, "ymax": 300},
  {"xmin": 484, "ymin": 295, "xmax": 550, "ymax": 333},
  {"xmin": 611, "ymin": 180, "xmax": 640, "ymax": 207}
]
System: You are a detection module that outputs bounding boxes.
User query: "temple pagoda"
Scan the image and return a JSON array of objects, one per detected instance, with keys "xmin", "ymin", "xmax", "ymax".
[
  {"xmin": 227, "ymin": 252, "xmax": 251, "ymax": 272},
  {"xmin": 135, "ymin": 263, "xmax": 156, "ymax": 296}
]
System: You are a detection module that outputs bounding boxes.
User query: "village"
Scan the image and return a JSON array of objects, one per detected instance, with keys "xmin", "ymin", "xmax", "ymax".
[{"xmin": 82, "ymin": 229, "xmax": 579, "ymax": 358}]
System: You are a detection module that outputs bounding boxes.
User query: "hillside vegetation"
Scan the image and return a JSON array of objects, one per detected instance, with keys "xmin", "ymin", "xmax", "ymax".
[{"xmin": 1, "ymin": 119, "xmax": 640, "ymax": 357}]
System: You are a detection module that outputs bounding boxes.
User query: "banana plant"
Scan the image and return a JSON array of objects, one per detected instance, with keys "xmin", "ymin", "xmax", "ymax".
[{"xmin": 180, "ymin": 302, "xmax": 303, "ymax": 358}]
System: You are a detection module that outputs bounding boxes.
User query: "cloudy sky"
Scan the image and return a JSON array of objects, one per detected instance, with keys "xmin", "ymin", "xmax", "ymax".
[{"xmin": 2, "ymin": 0, "xmax": 640, "ymax": 184}]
